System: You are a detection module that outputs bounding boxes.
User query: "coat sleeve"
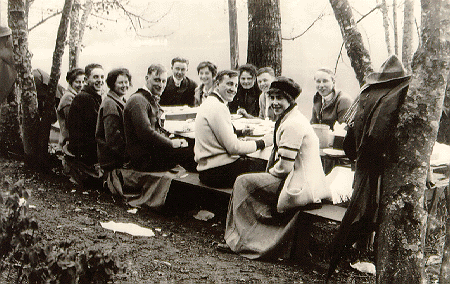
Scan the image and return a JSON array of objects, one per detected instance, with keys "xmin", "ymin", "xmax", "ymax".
[
  {"xmin": 128, "ymin": 97, "xmax": 173, "ymax": 150},
  {"xmin": 269, "ymin": 123, "xmax": 303, "ymax": 178},
  {"xmin": 208, "ymin": 105, "xmax": 257, "ymax": 155}
]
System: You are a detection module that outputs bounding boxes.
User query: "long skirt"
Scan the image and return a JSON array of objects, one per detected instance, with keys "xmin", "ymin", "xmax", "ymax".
[{"xmin": 225, "ymin": 172, "xmax": 301, "ymax": 260}]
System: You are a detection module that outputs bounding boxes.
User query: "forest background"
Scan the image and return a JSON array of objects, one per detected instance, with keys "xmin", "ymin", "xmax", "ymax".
[{"xmin": 0, "ymin": 0, "xmax": 420, "ymax": 117}]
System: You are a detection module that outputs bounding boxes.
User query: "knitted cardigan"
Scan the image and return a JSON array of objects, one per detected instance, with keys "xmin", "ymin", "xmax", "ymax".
[
  {"xmin": 194, "ymin": 93, "xmax": 258, "ymax": 171},
  {"xmin": 267, "ymin": 105, "xmax": 326, "ymax": 197}
]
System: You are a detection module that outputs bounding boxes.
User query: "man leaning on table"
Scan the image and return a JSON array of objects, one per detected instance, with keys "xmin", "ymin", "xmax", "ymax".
[
  {"xmin": 194, "ymin": 70, "xmax": 273, "ymax": 188},
  {"xmin": 123, "ymin": 64, "xmax": 196, "ymax": 172}
]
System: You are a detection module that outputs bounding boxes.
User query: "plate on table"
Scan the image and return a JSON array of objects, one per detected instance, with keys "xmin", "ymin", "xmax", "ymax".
[
  {"xmin": 244, "ymin": 118, "xmax": 264, "ymax": 124},
  {"xmin": 323, "ymin": 148, "xmax": 346, "ymax": 157}
]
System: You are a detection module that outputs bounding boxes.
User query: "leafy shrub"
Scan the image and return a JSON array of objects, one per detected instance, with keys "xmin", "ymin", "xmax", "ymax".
[{"xmin": 0, "ymin": 178, "xmax": 125, "ymax": 283}]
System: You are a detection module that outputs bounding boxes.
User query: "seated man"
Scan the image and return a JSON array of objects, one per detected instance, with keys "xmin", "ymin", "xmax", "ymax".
[
  {"xmin": 194, "ymin": 70, "xmax": 273, "ymax": 188},
  {"xmin": 124, "ymin": 64, "xmax": 195, "ymax": 172},
  {"xmin": 66, "ymin": 63, "xmax": 104, "ymax": 184},
  {"xmin": 256, "ymin": 67, "xmax": 276, "ymax": 121},
  {"xmin": 159, "ymin": 57, "xmax": 197, "ymax": 106}
]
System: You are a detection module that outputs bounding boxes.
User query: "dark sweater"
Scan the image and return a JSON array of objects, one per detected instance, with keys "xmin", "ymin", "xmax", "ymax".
[
  {"xmin": 228, "ymin": 85, "xmax": 261, "ymax": 117},
  {"xmin": 67, "ymin": 85, "xmax": 102, "ymax": 165},
  {"xmin": 159, "ymin": 76, "xmax": 197, "ymax": 106},
  {"xmin": 96, "ymin": 91, "xmax": 127, "ymax": 170},
  {"xmin": 124, "ymin": 88, "xmax": 174, "ymax": 170}
]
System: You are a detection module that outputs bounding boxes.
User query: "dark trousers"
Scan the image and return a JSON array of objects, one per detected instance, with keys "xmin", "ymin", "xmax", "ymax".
[
  {"xmin": 199, "ymin": 156, "xmax": 267, "ymax": 188},
  {"xmin": 132, "ymin": 145, "xmax": 197, "ymax": 173}
]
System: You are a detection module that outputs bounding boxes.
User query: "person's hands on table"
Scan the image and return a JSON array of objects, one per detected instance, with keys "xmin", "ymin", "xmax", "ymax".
[
  {"xmin": 241, "ymin": 125, "xmax": 254, "ymax": 136},
  {"xmin": 172, "ymin": 138, "xmax": 188, "ymax": 148}
]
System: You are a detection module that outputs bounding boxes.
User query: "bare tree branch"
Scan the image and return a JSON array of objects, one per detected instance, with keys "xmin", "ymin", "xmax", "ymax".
[
  {"xmin": 282, "ymin": 12, "xmax": 325, "ymax": 41},
  {"xmin": 28, "ymin": 10, "xmax": 62, "ymax": 32},
  {"xmin": 334, "ymin": 4, "xmax": 381, "ymax": 73}
]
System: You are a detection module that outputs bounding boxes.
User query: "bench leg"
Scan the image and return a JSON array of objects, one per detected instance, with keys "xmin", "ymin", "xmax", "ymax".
[{"xmin": 291, "ymin": 213, "xmax": 313, "ymax": 262}]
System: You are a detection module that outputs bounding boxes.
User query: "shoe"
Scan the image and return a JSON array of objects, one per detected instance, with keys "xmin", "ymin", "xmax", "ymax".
[{"xmin": 216, "ymin": 243, "xmax": 233, "ymax": 254}]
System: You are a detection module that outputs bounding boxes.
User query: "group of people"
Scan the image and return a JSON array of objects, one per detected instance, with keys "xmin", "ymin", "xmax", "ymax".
[{"xmin": 54, "ymin": 56, "xmax": 354, "ymax": 260}]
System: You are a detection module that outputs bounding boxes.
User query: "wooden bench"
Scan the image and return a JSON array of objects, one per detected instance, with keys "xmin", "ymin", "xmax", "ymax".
[{"xmin": 172, "ymin": 171, "xmax": 347, "ymax": 223}]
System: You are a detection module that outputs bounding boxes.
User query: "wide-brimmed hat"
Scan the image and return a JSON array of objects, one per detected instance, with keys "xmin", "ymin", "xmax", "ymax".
[
  {"xmin": 0, "ymin": 26, "xmax": 11, "ymax": 37},
  {"xmin": 364, "ymin": 55, "xmax": 411, "ymax": 85},
  {"xmin": 268, "ymin": 76, "xmax": 302, "ymax": 101}
]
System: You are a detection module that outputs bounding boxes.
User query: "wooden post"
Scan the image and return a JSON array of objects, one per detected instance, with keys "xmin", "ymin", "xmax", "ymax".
[{"xmin": 228, "ymin": 0, "xmax": 239, "ymax": 70}]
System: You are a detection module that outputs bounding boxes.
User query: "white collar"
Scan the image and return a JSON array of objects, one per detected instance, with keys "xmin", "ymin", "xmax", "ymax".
[{"xmin": 173, "ymin": 76, "xmax": 183, "ymax": 87}]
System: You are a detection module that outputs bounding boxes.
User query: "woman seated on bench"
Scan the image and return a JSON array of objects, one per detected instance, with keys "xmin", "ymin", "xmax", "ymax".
[{"xmin": 220, "ymin": 77, "xmax": 330, "ymax": 259}]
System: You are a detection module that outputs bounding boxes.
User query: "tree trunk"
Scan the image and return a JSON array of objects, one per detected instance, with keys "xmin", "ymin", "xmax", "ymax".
[
  {"xmin": 247, "ymin": 0, "xmax": 282, "ymax": 76},
  {"xmin": 8, "ymin": 0, "xmax": 39, "ymax": 165},
  {"xmin": 228, "ymin": 0, "xmax": 239, "ymax": 70},
  {"xmin": 376, "ymin": 0, "xmax": 449, "ymax": 282},
  {"xmin": 393, "ymin": 0, "xmax": 399, "ymax": 55},
  {"xmin": 380, "ymin": 0, "xmax": 392, "ymax": 55},
  {"xmin": 440, "ymin": 175, "xmax": 450, "ymax": 283},
  {"xmin": 402, "ymin": 0, "xmax": 414, "ymax": 72},
  {"xmin": 75, "ymin": 0, "xmax": 92, "ymax": 65},
  {"xmin": 329, "ymin": 0, "xmax": 374, "ymax": 86},
  {"xmin": 68, "ymin": 0, "xmax": 80, "ymax": 70},
  {"xmin": 40, "ymin": 0, "xmax": 72, "ymax": 169}
]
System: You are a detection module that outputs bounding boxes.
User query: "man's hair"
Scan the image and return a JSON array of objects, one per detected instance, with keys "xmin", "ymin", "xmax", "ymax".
[
  {"xmin": 66, "ymin": 68, "xmax": 85, "ymax": 85},
  {"xmin": 147, "ymin": 64, "xmax": 167, "ymax": 76},
  {"xmin": 315, "ymin": 67, "xmax": 335, "ymax": 82},
  {"xmin": 215, "ymin": 70, "xmax": 239, "ymax": 84},
  {"xmin": 197, "ymin": 61, "xmax": 218, "ymax": 77},
  {"xmin": 171, "ymin": 57, "xmax": 189, "ymax": 67},
  {"xmin": 84, "ymin": 63, "xmax": 103, "ymax": 78},
  {"xmin": 238, "ymin": 63, "xmax": 257, "ymax": 78},
  {"xmin": 106, "ymin": 68, "xmax": 132, "ymax": 90},
  {"xmin": 256, "ymin": 67, "xmax": 275, "ymax": 77}
]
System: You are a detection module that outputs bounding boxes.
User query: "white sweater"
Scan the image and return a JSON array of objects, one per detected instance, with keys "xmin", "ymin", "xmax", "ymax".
[{"xmin": 194, "ymin": 94, "xmax": 258, "ymax": 171}]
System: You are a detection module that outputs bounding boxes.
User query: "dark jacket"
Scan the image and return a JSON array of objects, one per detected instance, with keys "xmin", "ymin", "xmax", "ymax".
[
  {"xmin": 228, "ymin": 85, "xmax": 261, "ymax": 117},
  {"xmin": 67, "ymin": 84, "xmax": 102, "ymax": 165},
  {"xmin": 124, "ymin": 88, "xmax": 173, "ymax": 170},
  {"xmin": 96, "ymin": 91, "xmax": 128, "ymax": 171},
  {"xmin": 310, "ymin": 89, "xmax": 352, "ymax": 130},
  {"xmin": 328, "ymin": 56, "xmax": 411, "ymax": 278},
  {"xmin": 160, "ymin": 76, "xmax": 197, "ymax": 106}
]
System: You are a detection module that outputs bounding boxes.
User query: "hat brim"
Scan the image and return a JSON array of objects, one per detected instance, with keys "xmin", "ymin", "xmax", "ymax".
[{"xmin": 364, "ymin": 72, "xmax": 411, "ymax": 85}]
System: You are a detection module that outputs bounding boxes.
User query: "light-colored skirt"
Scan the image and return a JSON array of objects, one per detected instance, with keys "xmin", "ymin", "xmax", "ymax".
[{"xmin": 225, "ymin": 172, "xmax": 301, "ymax": 260}]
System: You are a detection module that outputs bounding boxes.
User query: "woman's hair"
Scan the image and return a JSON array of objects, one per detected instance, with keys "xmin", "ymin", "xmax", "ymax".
[
  {"xmin": 197, "ymin": 61, "xmax": 218, "ymax": 77},
  {"xmin": 314, "ymin": 68, "xmax": 335, "ymax": 82},
  {"xmin": 256, "ymin": 67, "xmax": 275, "ymax": 77},
  {"xmin": 66, "ymin": 68, "xmax": 85, "ymax": 85},
  {"xmin": 238, "ymin": 63, "xmax": 257, "ymax": 78},
  {"xmin": 106, "ymin": 68, "xmax": 132, "ymax": 90}
]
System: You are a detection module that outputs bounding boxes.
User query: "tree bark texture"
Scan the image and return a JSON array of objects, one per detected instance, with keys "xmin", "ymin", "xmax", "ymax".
[
  {"xmin": 8, "ymin": 0, "xmax": 39, "ymax": 164},
  {"xmin": 228, "ymin": 0, "xmax": 239, "ymax": 70},
  {"xmin": 77, "ymin": 0, "xmax": 92, "ymax": 60},
  {"xmin": 393, "ymin": 0, "xmax": 399, "ymax": 55},
  {"xmin": 440, "ymin": 175, "xmax": 450, "ymax": 283},
  {"xmin": 247, "ymin": 0, "xmax": 282, "ymax": 76},
  {"xmin": 381, "ymin": 0, "xmax": 392, "ymax": 55},
  {"xmin": 402, "ymin": 0, "xmax": 414, "ymax": 72},
  {"xmin": 68, "ymin": 0, "xmax": 80, "ymax": 70},
  {"xmin": 329, "ymin": 0, "xmax": 374, "ymax": 86},
  {"xmin": 42, "ymin": 0, "xmax": 72, "ymax": 169},
  {"xmin": 376, "ymin": 0, "xmax": 449, "ymax": 282}
]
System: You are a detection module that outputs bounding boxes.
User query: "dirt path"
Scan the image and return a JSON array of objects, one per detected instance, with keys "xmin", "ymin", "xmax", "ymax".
[{"xmin": 0, "ymin": 158, "xmax": 382, "ymax": 283}]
